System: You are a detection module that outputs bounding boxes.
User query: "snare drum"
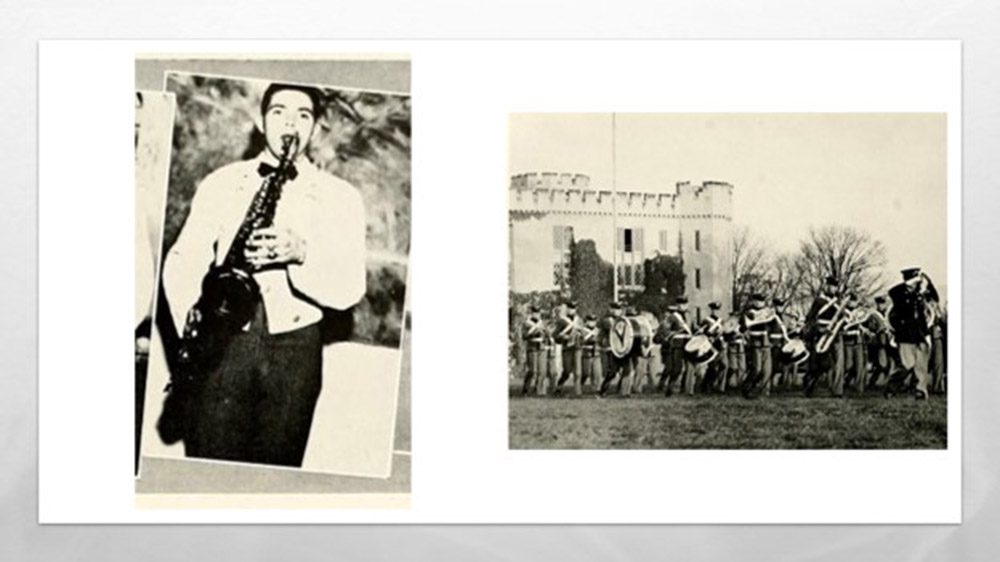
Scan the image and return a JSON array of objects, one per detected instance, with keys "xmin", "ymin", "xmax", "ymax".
[
  {"xmin": 780, "ymin": 338, "xmax": 810, "ymax": 366},
  {"xmin": 683, "ymin": 334, "xmax": 717, "ymax": 365}
]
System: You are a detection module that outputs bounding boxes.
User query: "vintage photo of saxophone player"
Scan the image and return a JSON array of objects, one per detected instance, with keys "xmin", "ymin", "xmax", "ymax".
[
  {"xmin": 137, "ymin": 64, "xmax": 410, "ymax": 493},
  {"xmin": 509, "ymin": 113, "xmax": 949, "ymax": 450}
]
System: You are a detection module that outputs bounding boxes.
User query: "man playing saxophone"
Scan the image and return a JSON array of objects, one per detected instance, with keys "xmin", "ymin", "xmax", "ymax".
[
  {"xmin": 803, "ymin": 276, "xmax": 846, "ymax": 398},
  {"xmin": 161, "ymin": 83, "xmax": 367, "ymax": 467}
]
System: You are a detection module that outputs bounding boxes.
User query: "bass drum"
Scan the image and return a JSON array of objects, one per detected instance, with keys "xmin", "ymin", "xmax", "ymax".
[
  {"xmin": 608, "ymin": 317, "xmax": 634, "ymax": 359},
  {"xmin": 608, "ymin": 316, "xmax": 653, "ymax": 359},
  {"xmin": 683, "ymin": 334, "xmax": 717, "ymax": 365}
]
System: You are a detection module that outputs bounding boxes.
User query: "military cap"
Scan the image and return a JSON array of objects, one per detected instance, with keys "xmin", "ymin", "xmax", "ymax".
[
  {"xmin": 771, "ymin": 297, "xmax": 785, "ymax": 307},
  {"xmin": 750, "ymin": 292, "xmax": 766, "ymax": 301},
  {"xmin": 626, "ymin": 306, "xmax": 639, "ymax": 316},
  {"xmin": 565, "ymin": 300, "xmax": 578, "ymax": 309},
  {"xmin": 528, "ymin": 304, "xmax": 540, "ymax": 313},
  {"xmin": 675, "ymin": 295, "xmax": 689, "ymax": 304},
  {"xmin": 708, "ymin": 301, "xmax": 722, "ymax": 310},
  {"xmin": 609, "ymin": 301, "xmax": 624, "ymax": 310},
  {"xmin": 901, "ymin": 267, "xmax": 922, "ymax": 281},
  {"xmin": 824, "ymin": 275, "xmax": 839, "ymax": 286},
  {"xmin": 874, "ymin": 295, "xmax": 887, "ymax": 304},
  {"xmin": 585, "ymin": 314, "xmax": 597, "ymax": 322}
]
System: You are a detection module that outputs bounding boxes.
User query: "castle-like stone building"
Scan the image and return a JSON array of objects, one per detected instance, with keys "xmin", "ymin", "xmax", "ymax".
[{"xmin": 509, "ymin": 172, "xmax": 734, "ymax": 322}]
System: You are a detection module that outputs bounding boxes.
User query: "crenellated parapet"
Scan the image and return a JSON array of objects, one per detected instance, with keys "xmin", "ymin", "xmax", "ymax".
[{"xmin": 509, "ymin": 173, "xmax": 734, "ymax": 220}]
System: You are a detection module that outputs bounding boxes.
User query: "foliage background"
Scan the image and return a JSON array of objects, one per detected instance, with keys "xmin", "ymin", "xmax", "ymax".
[
  {"xmin": 507, "ymin": 239, "xmax": 685, "ymax": 377},
  {"xmin": 163, "ymin": 73, "xmax": 410, "ymax": 347}
]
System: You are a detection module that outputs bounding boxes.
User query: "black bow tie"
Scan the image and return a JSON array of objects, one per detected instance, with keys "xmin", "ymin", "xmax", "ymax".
[{"xmin": 257, "ymin": 161, "xmax": 298, "ymax": 181}]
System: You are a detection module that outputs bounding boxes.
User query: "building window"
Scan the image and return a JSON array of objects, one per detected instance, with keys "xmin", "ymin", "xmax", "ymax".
[
  {"xmin": 616, "ymin": 227, "xmax": 645, "ymax": 290},
  {"xmin": 659, "ymin": 230, "xmax": 669, "ymax": 253},
  {"xmin": 695, "ymin": 230, "xmax": 701, "ymax": 252},
  {"xmin": 633, "ymin": 263, "xmax": 644, "ymax": 287},
  {"xmin": 552, "ymin": 225, "xmax": 573, "ymax": 289},
  {"xmin": 696, "ymin": 306, "xmax": 702, "ymax": 323},
  {"xmin": 695, "ymin": 268, "xmax": 702, "ymax": 290}
]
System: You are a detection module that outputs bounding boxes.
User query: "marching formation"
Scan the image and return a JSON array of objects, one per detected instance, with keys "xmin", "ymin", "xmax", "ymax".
[{"xmin": 516, "ymin": 268, "xmax": 946, "ymax": 401}]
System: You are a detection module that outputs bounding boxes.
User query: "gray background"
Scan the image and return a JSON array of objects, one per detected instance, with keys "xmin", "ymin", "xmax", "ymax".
[{"xmin": 5, "ymin": 2, "xmax": 1000, "ymax": 561}]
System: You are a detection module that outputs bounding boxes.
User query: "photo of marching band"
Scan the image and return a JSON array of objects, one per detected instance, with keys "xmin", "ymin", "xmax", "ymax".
[{"xmin": 508, "ymin": 113, "xmax": 948, "ymax": 449}]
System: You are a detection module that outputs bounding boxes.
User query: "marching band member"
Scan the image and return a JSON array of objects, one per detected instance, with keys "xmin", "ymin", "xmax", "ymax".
[
  {"xmin": 599, "ymin": 301, "xmax": 633, "ymax": 397},
  {"xmin": 699, "ymin": 301, "xmax": 728, "ymax": 393},
  {"xmin": 542, "ymin": 305, "xmax": 562, "ymax": 396},
  {"xmin": 522, "ymin": 304, "xmax": 547, "ymax": 395},
  {"xmin": 930, "ymin": 307, "xmax": 947, "ymax": 394},
  {"xmin": 841, "ymin": 293, "xmax": 872, "ymax": 394},
  {"xmin": 885, "ymin": 267, "xmax": 939, "ymax": 400},
  {"xmin": 627, "ymin": 305, "xmax": 650, "ymax": 394},
  {"xmin": 768, "ymin": 298, "xmax": 792, "ymax": 390},
  {"xmin": 580, "ymin": 314, "xmax": 603, "ymax": 392},
  {"xmin": 865, "ymin": 295, "xmax": 895, "ymax": 389},
  {"xmin": 803, "ymin": 276, "xmax": 846, "ymax": 398},
  {"xmin": 723, "ymin": 312, "xmax": 747, "ymax": 391},
  {"xmin": 554, "ymin": 301, "xmax": 584, "ymax": 396},
  {"xmin": 741, "ymin": 293, "xmax": 779, "ymax": 398},
  {"xmin": 654, "ymin": 303, "xmax": 677, "ymax": 392},
  {"xmin": 657, "ymin": 296, "xmax": 694, "ymax": 396}
]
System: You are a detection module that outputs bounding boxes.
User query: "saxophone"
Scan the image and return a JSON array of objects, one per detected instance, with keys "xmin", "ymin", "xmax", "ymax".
[
  {"xmin": 158, "ymin": 134, "xmax": 299, "ymax": 445},
  {"xmin": 181, "ymin": 134, "xmax": 299, "ymax": 371},
  {"xmin": 815, "ymin": 298, "xmax": 847, "ymax": 354}
]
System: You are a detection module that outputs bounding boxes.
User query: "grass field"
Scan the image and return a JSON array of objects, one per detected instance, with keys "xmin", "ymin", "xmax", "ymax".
[{"xmin": 509, "ymin": 385, "xmax": 947, "ymax": 449}]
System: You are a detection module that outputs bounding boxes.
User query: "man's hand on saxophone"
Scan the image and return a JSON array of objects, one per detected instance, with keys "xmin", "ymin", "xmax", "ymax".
[{"xmin": 245, "ymin": 226, "xmax": 307, "ymax": 269}]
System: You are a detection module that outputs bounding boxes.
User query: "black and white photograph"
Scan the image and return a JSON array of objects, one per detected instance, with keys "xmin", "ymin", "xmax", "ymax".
[
  {"xmin": 509, "ymin": 113, "xmax": 949, "ymax": 450},
  {"xmin": 136, "ymin": 61, "xmax": 411, "ymax": 498},
  {"xmin": 134, "ymin": 90, "xmax": 174, "ymax": 476}
]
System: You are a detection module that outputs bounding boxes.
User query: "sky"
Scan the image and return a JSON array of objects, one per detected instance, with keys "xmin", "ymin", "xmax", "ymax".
[{"xmin": 509, "ymin": 113, "xmax": 948, "ymax": 293}]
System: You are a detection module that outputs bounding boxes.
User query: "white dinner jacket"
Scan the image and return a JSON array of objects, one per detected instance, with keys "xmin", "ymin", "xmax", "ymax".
[{"xmin": 162, "ymin": 154, "xmax": 367, "ymax": 335}]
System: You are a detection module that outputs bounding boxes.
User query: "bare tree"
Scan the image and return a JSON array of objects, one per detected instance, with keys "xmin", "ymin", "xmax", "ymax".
[
  {"xmin": 731, "ymin": 226, "xmax": 771, "ymax": 311},
  {"xmin": 763, "ymin": 252, "xmax": 811, "ymax": 312},
  {"xmin": 794, "ymin": 225, "xmax": 888, "ymax": 300}
]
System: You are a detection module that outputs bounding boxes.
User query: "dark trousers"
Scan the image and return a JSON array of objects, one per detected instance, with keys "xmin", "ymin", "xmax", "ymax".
[
  {"xmin": 600, "ymin": 354, "xmax": 635, "ymax": 396},
  {"xmin": 135, "ymin": 354, "xmax": 148, "ymax": 475},
  {"xmin": 867, "ymin": 342, "xmax": 895, "ymax": 388},
  {"xmin": 185, "ymin": 304, "xmax": 323, "ymax": 468},
  {"xmin": 805, "ymin": 337, "xmax": 844, "ymax": 397}
]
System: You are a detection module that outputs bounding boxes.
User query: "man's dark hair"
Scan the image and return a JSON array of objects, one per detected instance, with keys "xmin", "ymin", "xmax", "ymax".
[{"xmin": 260, "ymin": 83, "xmax": 325, "ymax": 119}]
